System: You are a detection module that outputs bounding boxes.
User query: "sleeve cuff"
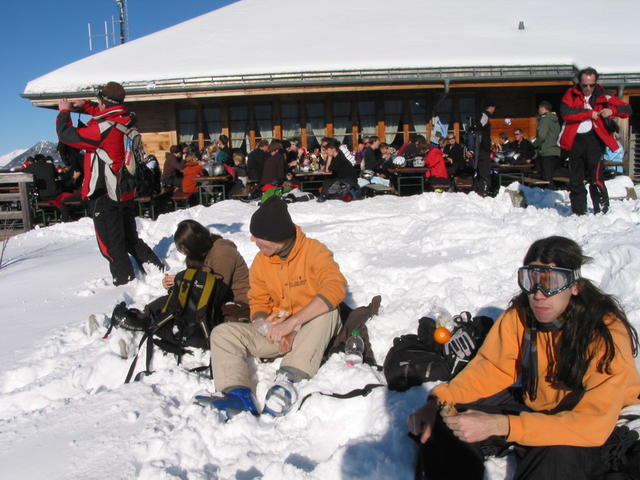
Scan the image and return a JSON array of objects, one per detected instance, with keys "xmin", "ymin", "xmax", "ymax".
[
  {"xmin": 506, "ymin": 414, "xmax": 523, "ymax": 443},
  {"xmin": 315, "ymin": 294, "xmax": 334, "ymax": 310}
]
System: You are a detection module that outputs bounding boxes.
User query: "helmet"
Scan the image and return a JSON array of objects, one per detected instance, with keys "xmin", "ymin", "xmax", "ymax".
[
  {"xmin": 412, "ymin": 157, "xmax": 425, "ymax": 167},
  {"xmin": 209, "ymin": 163, "xmax": 226, "ymax": 176},
  {"xmin": 392, "ymin": 156, "xmax": 406, "ymax": 167},
  {"xmin": 361, "ymin": 169, "xmax": 374, "ymax": 180}
]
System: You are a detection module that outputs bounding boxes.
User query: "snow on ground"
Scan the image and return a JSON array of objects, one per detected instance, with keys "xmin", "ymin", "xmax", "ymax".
[{"xmin": 1, "ymin": 179, "xmax": 640, "ymax": 479}]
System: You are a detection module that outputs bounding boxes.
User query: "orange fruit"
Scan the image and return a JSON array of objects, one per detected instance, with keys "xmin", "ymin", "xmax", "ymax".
[{"xmin": 433, "ymin": 327, "xmax": 452, "ymax": 344}]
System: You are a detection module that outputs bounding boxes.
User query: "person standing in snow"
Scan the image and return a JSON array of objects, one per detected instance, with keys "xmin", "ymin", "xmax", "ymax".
[
  {"xmin": 409, "ymin": 236, "xmax": 640, "ymax": 480},
  {"xmin": 473, "ymin": 103, "xmax": 495, "ymax": 196},
  {"xmin": 532, "ymin": 101, "xmax": 561, "ymax": 181},
  {"xmin": 559, "ymin": 67, "xmax": 632, "ymax": 215},
  {"xmin": 208, "ymin": 196, "xmax": 347, "ymax": 415},
  {"xmin": 56, "ymin": 81, "xmax": 163, "ymax": 286}
]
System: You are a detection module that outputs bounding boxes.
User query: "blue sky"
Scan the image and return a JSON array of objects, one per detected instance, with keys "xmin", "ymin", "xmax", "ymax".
[{"xmin": 0, "ymin": 0, "xmax": 235, "ymax": 155}]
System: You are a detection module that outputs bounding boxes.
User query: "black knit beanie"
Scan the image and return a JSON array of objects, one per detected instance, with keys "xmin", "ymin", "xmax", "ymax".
[{"xmin": 250, "ymin": 196, "xmax": 295, "ymax": 242}]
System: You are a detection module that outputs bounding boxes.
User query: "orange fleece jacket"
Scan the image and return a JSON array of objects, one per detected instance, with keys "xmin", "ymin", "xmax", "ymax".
[
  {"xmin": 248, "ymin": 226, "xmax": 346, "ymax": 319},
  {"xmin": 432, "ymin": 308, "xmax": 640, "ymax": 447}
]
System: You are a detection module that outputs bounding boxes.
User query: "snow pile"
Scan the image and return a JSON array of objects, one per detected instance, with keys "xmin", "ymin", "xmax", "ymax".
[
  {"xmin": 1, "ymin": 181, "xmax": 640, "ymax": 479},
  {"xmin": 24, "ymin": 0, "xmax": 640, "ymax": 95}
]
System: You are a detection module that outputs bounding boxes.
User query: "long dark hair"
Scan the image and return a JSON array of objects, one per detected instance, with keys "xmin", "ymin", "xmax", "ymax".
[
  {"xmin": 509, "ymin": 236, "xmax": 638, "ymax": 391},
  {"xmin": 173, "ymin": 220, "xmax": 221, "ymax": 268}
]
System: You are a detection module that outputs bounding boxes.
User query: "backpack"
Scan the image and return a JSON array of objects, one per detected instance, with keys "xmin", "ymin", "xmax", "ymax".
[
  {"xmin": 384, "ymin": 312, "xmax": 494, "ymax": 391},
  {"xmin": 324, "ymin": 295, "xmax": 381, "ymax": 366},
  {"xmin": 123, "ymin": 268, "xmax": 224, "ymax": 383},
  {"xmin": 103, "ymin": 118, "xmax": 160, "ymax": 198}
]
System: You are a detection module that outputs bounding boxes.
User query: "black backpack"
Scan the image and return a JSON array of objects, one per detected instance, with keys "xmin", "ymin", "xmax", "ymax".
[
  {"xmin": 102, "ymin": 117, "xmax": 159, "ymax": 198},
  {"xmin": 384, "ymin": 313, "xmax": 494, "ymax": 391},
  {"xmin": 123, "ymin": 268, "xmax": 224, "ymax": 383}
]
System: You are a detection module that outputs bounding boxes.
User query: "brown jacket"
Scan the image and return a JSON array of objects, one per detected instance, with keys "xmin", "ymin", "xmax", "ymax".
[
  {"xmin": 249, "ymin": 226, "xmax": 347, "ymax": 320},
  {"xmin": 432, "ymin": 309, "xmax": 640, "ymax": 447},
  {"xmin": 202, "ymin": 237, "xmax": 250, "ymax": 305},
  {"xmin": 162, "ymin": 152, "xmax": 183, "ymax": 179}
]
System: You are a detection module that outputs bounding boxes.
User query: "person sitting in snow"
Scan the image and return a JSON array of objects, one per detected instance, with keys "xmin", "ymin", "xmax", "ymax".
[
  {"xmin": 209, "ymin": 196, "xmax": 347, "ymax": 416},
  {"xmin": 121, "ymin": 219, "xmax": 250, "ymax": 330},
  {"xmin": 409, "ymin": 235, "xmax": 640, "ymax": 480}
]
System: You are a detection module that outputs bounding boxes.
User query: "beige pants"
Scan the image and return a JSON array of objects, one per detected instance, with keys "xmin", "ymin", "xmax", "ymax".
[{"xmin": 210, "ymin": 309, "xmax": 341, "ymax": 392}]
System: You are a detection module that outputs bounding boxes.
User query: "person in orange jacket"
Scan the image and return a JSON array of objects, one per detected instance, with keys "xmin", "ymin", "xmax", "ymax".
[
  {"xmin": 180, "ymin": 155, "xmax": 204, "ymax": 194},
  {"xmin": 209, "ymin": 196, "xmax": 347, "ymax": 416},
  {"xmin": 409, "ymin": 236, "xmax": 640, "ymax": 480}
]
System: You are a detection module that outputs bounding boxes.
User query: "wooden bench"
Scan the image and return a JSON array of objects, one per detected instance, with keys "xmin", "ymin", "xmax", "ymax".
[
  {"xmin": 521, "ymin": 177, "xmax": 551, "ymax": 188},
  {"xmin": 171, "ymin": 191, "xmax": 196, "ymax": 210},
  {"xmin": 134, "ymin": 196, "xmax": 156, "ymax": 219},
  {"xmin": 453, "ymin": 177, "xmax": 474, "ymax": 192},
  {"xmin": 361, "ymin": 183, "xmax": 394, "ymax": 197}
]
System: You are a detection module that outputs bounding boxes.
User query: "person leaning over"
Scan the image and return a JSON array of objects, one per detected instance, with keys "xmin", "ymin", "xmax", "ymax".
[
  {"xmin": 559, "ymin": 67, "xmax": 632, "ymax": 215},
  {"xmin": 162, "ymin": 145, "xmax": 184, "ymax": 190},
  {"xmin": 409, "ymin": 235, "xmax": 640, "ymax": 480},
  {"xmin": 56, "ymin": 81, "xmax": 163, "ymax": 286},
  {"xmin": 209, "ymin": 197, "xmax": 346, "ymax": 415}
]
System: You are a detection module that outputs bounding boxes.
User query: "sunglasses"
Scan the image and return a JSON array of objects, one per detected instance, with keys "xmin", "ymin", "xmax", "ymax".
[
  {"xmin": 580, "ymin": 83, "xmax": 596, "ymax": 88},
  {"xmin": 517, "ymin": 265, "xmax": 580, "ymax": 297}
]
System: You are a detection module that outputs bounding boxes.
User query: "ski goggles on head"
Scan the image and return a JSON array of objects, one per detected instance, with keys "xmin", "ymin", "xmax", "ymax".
[{"xmin": 517, "ymin": 265, "xmax": 580, "ymax": 296}]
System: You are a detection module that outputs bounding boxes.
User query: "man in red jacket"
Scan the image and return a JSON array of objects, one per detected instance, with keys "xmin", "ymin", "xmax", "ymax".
[
  {"xmin": 57, "ymin": 81, "xmax": 163, "ymax": 285},
  {"xmin": 559, "ymin": 67, "xmax": 632, "ymax": 215}
]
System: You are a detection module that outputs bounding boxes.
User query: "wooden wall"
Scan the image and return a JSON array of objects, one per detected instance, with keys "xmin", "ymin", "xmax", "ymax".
[{"xmin": 127, "ymin": 101, "xmax": 177, "ymax": 166}]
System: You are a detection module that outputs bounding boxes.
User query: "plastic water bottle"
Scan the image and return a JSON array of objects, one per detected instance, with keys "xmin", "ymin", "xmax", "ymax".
[{"xmin": 344, "ymin": 329, "xmax": 365, "ymax": 367}]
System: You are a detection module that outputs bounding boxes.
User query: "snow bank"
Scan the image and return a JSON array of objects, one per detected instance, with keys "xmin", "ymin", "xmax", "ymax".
[{"xmin": 1, "ymin": 180, "xmax": 640, "ymax": 479}]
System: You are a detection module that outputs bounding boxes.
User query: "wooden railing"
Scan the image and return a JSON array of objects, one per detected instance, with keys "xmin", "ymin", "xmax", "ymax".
[{"xmin": 0, "ymin": 172, "xmax": 33, "ymax": 233}]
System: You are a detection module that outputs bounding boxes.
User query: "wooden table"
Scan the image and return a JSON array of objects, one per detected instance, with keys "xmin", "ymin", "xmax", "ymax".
[
  {"xmin": 293, "ymin": 171, "xmax": 332, "ymax": 193},
  {"xmin": 194, "ymin": 176, "xmax": 231, "ymax": 205},
  {"xmin": 492, "ymin": 163, "xmax": 535, "ymax": 186},
  {"xmin": 388, "ymin": 167, "xmax": 428, "ymax": 196}
]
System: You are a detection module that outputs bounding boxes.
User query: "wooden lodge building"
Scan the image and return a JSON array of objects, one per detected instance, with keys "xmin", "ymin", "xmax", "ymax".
[{"xmin": 22, "ymin": 0, "xmax": 640, "ymax": 181}]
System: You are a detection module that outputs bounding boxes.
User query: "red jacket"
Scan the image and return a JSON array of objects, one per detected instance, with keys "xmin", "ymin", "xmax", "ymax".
[
  {"xmin": 559, "ymin": 84, "xmax": 631, "ymax": 151},
  {"xmin": 423, "ymin": 147, "xmax": 448, "ymax": 179},
  {"xmin": 56, "ymin": 101, "xmax": 134, "ymax": 201}
]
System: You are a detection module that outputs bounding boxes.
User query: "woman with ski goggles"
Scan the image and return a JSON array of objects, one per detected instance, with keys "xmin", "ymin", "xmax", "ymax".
[{"xmin": 410, "ymin": 236, "xmax": 640, "ymax": 480}]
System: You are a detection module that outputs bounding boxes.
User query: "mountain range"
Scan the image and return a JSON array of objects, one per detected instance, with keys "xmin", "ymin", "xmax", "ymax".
[{"xmin": 0, "ymin": 141, "xmax": 62, "ymax": 171}]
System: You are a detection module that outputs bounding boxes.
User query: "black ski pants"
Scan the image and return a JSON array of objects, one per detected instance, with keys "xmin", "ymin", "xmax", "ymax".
[
  {"xmin": 569, "ymin": 131, "xmax": 609, "ymax": 215},
  {"xmin": 474, "ymin": 150, "xmax": 492, "ymax": 196},
  {"xmin": 415, "ymin": 388, "xmax": 632, "ymax": 480},
  {"xmin": 539, "ymin": 155, "xmax": 560, "ymax": 182},
  {"xmin": 90, "ymin": 195, "xmax": 163, "ymax": 285}
]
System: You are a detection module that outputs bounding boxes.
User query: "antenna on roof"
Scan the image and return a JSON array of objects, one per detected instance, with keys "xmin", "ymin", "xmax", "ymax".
[
  {"xmin": 86, "ymin": 0, "xmax": 128, "ymax": 51},
  {"xmin": 115, "ymin": 0, "xmax": 129, "ymax": 44}
]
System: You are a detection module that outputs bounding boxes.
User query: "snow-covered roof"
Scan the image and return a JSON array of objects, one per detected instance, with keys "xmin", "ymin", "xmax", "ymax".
[{"xmin": 23, "ymin": 0, "xmax": 640, "ymax": 97}]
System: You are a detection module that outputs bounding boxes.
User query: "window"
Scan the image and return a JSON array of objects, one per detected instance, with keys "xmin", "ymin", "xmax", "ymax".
[
  {"xmin": 203, "ymin": 105, "xmax": 222, "ymax": 143},
  {"xmin": 357, "ymin": 100, "xmax": 376, "ymax": 137},
  {"xmin": 281, "ymin": 102, "xmax": 301, "ymax": 140},
  {"xmin": 177, "ymin": 106, "xmax": 197, "ymax": 143},
  {"xmin": 384, "ymin": 99, "xmax": 404, "ymax": 148},
  {"xmin": 458, "ymin": 96, "xmax": 476, "ymax": 131},
  {"xmin": 230, "ymin": 105, "xmax": 249, "ymax": 150},
  {"xmin": 333, "ymin": 101, "xmax": 352, "ymax": 148},
  {"xmin": 408, "ymin": 98, "xmax": 427, "ymax": 139},
  {"xmin": 254, "ymin": 104, "xmax": 273, "ymax": 143},
  {"xmin": 305, "ymin": 103, "xmax": 324, "ymax": 151}
]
